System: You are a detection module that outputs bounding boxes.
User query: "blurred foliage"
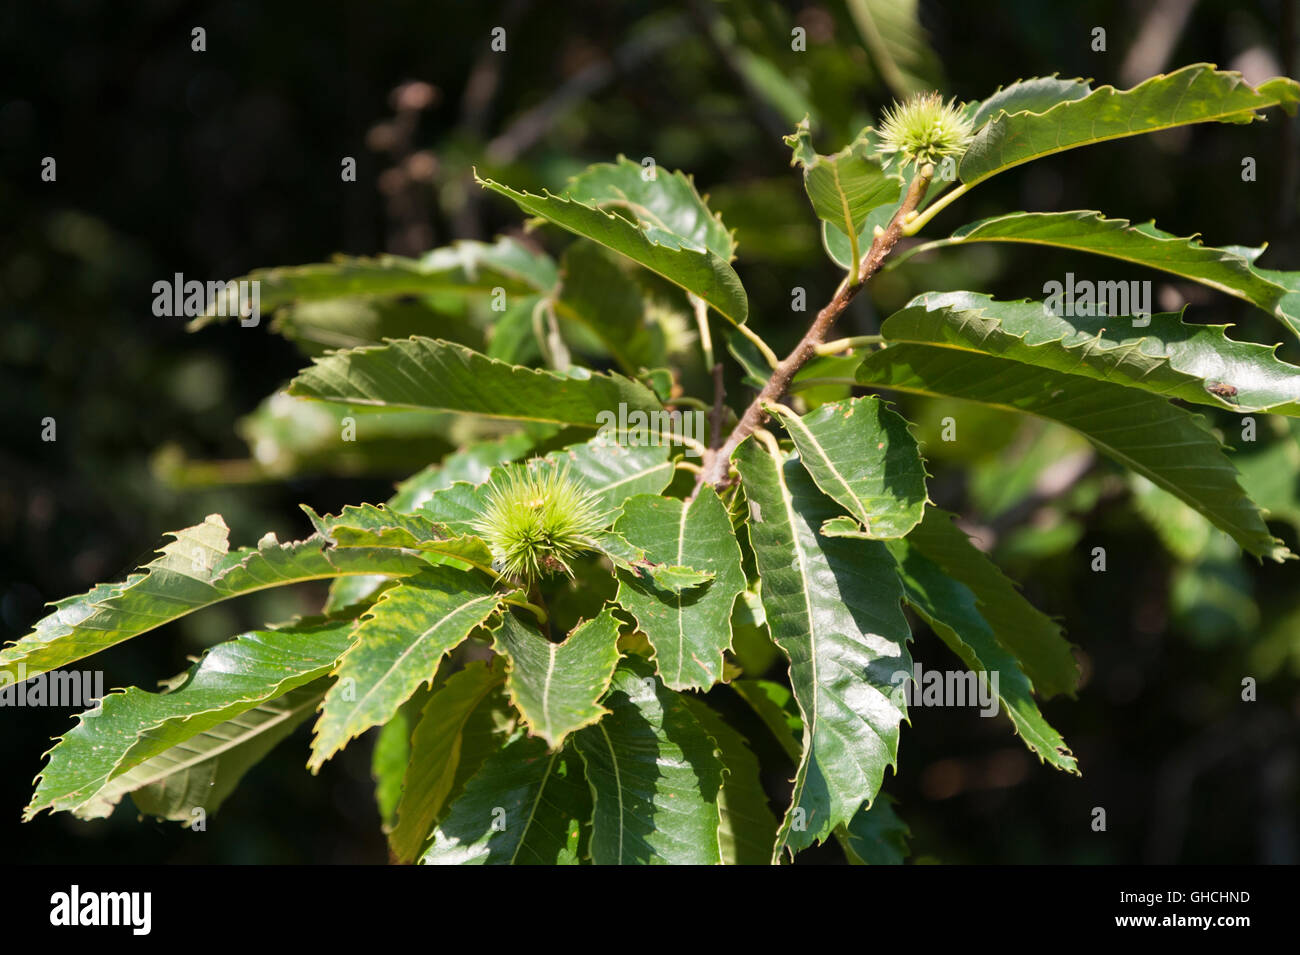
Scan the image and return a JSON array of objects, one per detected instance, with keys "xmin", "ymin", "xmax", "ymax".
[{"xmin": 2, "ymin": 0, "xmax": 1298, "ymax": 863}]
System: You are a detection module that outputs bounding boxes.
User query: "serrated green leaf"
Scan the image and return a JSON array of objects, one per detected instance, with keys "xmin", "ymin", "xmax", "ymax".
[
  {"xmin": 766, "ymin": 396, "xmax": 928, "ymax": 539},
  {"xmin": 309, "ymin": 567, "xmax": 507, "ymax": 770},
  {"xmin": 26, "ymin": 617, "xmax": 354, "ymax": 821},
  {"xmin": 574, "ymin": 657, "xmax": 724, "ymax": 864},
  {"xmin": 188, "ymin": 237, "xmax": 557, "ymax": 329},
  {"xmin": 0, "ymin": 516, "xmax": 428, "ymax": 682},
  {"xmin": 287, "ymin": 337, "xmax": 663, "ymax": 426},
  {"xmin": 733, "ymin": 438, "xmax": 912, "ymax": 859},
  {"xmin": 960, "ymin": 65, "xmax": 1300, "ymax": 188},
  {"xmin": 879, "ymin": 291, "xmax": 1300, "ymax": 416},
  {"xmin": 967, "ymin": 75, "xmax": 1093, "ymax": 129},
  {"xmin": 857, "ymin": 333, "xmax": 1287, "ymax": 560},
  {"xmin": 903, "ymin": 508, "xmax": 1079, "ymax": 699},
  {"xmin": 302, "ymin": 502, "xmax": 496, "ymax": 574},
  {"xmin": 886, "ymin": 536, "xmax": 1077, "ymax": 771},
  {"xmin": 731, "ymin": 674, "xmax": 909, "ymax": 864},
  {"xmin": 421, "ymin": 735, "xmax": 590, "ymax": 865},
  {"xmin": 611, "ymin": 490, "xmax": 745, "ymax": 691},
  {"xmin": 477, "ymin": 160, "xmax": 748, "ymax": 325},
  {"xmin": 680, "ymin": 696, "xmax": 778, "ymax": 865},
  {"xmin": 900, "ymin": 211, "xmax": 1300, "ymax": 341},
  {"xmin": 785, "ymin": 118, "xmax": 903, "ymax": 270},
  {"xmin": 389, "ymin": 659, "xmax": 508, "ymax": 862},
  {"xmin": 494, "ymin": 609, "xmax": 621, "ymax": 749}
]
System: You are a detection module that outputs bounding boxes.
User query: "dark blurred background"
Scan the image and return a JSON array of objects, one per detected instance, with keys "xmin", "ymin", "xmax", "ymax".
[{"xmin": 2, "ymin": 0, "xmax": 1298, "ymax": 863}]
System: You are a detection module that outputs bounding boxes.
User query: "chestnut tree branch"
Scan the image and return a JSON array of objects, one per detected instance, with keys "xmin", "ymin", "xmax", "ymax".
[{"xmin": 694, "ymin": 164, "xmax": 933, "ymax": 490}]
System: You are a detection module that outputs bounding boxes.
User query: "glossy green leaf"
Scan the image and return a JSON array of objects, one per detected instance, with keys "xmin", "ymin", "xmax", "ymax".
[
  {"xmin": 857, "ymin": 334, "xmax": 1287, "ymax": 560},
  {"xmin": 785, "ymin": 118, "xmax": 903, "ymax": 270},
  {"xmin": 967, "ymin": 76, "xmax": 1092, "ymax": 129},
  {"xmin": 574, "ymin": 657, "xmax": 724, "ymax": 864},
  {"xmin": 732, "ymin": 673, "xmax": 909, "ymax": 864},
  {"xmin": 288, "ymin": 337, "xmax": 663, "ymax": 426},
  {"xmin": 26, "ymin": 617, "xmax": 354, "ymax": 820},
  {"xmin": 494, "ymin": 609, "xmax": 622, "ymax": 749},
  {"xmin": 309, "ymin": 567, "xmax": 507, "ymax": 769},
  {"xmin": 900, "ymin": 211, "xmax": 1300, "ymax": 341},
  {"xmin": 960, "ymin": 65, "xmax": 1300, "ymax": 188},
  {"xmin": 0, "ymin": 516, "xmax": 428, "ymax": 682},
  {"xmin": 477, "ymin": 160, "xmax": 748, "ymax": 325},
  {"xmin": 612, "ymin": 490, "xmax": 746, "ymax": 691},
  {"xmin": 302, "ymin": 503, "xmax": 496, "ymax": 574},
  {"xmin": 878, "ymin": 291, "xmax": 1300, "ymax": 416},
  {"xmin": 680, "ymin": 696, "xmax": 779, "ymax": 865},
  {"xmin": 372, "ymin": 687, "xmax": 429, "ymax": 833},
  {"xmin": 421, "ymin": 735, "xmax": 590, "ymax": 865},
  {"xmin": 733, "ymin": 438, "xmax": 912, "ymax": 859},
  {"xmin": 766, "ymin": 396, "xmax": 928, "ymax": 539}
]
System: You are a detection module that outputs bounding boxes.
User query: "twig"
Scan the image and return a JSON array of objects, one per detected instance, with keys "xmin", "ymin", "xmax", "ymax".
[
  {"xmin": 708, "ymin": 362, "xmax": 727, "ymax": 452},
  {"xmin": 695, "ymin": 165, "xmax": 934, "ymax": 489}
]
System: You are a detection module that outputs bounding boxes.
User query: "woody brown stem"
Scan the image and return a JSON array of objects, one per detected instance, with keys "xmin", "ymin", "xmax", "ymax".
[{"xmin": 694, "ymin": 165, "xmax": 933, "ymax": 490}]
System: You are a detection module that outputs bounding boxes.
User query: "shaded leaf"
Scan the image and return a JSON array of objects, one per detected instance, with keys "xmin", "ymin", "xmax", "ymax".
[
  {"xmin": 903, "ymin": 508, "xmax": 1079, "ymax": 699},
  {"xmin": 389, "ymin": 659, "xmax": 509, "ymax": 862},
  {"xmin": 857, "ymin": 332, "xmax": 1287, "ymax": 560},
  {"xmin": 574, "ymin": 657, "xmax": 724, "ymax": 864},
  {"xmin": 612, "ymin": 490, "xmax": 746, "ymax": 691},
  {"xmin": 785, "ymin": 118, "xmax": 903, "ymax": 272},
  {"xmin": 767, "ymin": 396, "xmax": 928, "ymax": 538},
  {"xmin": 887, "ymin": 536, "xmax": 1078, "ymax": 771},
  {"xmin": 680, "ymin": 696, "xmax": 779, "ymax": 865},
  {"xmin": 733, "ymin": 438, "xmax": 912, "ymax": 859},
  {"xmin": 189, "ymin": 237, "xmax": 557, "ymax": 329},
  {"xmin": 288, "ymin": 337, "xmax": 663, "ymax": 427},
  {"xmin": 421, "ymin": 735, "xmax": 590, "ymax": 865}
]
